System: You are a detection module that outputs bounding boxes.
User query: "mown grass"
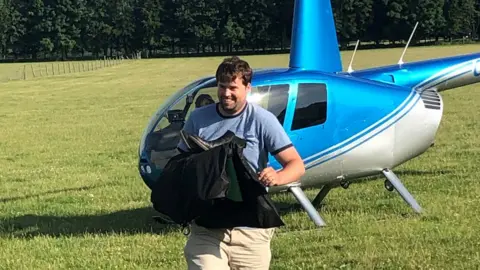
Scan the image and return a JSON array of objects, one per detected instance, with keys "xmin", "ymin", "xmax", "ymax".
[{"xmin": 0, "ymin": 44, "xmax": 479, "ymax": 269}]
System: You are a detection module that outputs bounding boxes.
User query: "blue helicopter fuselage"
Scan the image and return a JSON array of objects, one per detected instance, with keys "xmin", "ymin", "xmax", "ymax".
[
  {"xmin": 255, "ymin": 52, "xmax": 480, "ymax": 191},
  {"xmin": 138, "ymin": 51, "xmax": 479, "ymax": 192},
  {"xmin": 249, "ymin": 68, "xmax": 428, "ymax": 191},
  {"xmin": 139, "ymin": 0, "xmax": 479, "ymax": 226}
]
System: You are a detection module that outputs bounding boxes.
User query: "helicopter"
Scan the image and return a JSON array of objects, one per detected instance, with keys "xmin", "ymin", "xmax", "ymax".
[{"xmin": 137, "ymin": 0, "xmax": 480, "ymax": 227}]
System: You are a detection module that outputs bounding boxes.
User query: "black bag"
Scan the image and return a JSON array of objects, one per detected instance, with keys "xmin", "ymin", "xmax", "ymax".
[
  {"xmin": 150, "ymin": 130, "xmax": 285, "ymax": 228},
  {"xmin": 150, "ymin": 133, "xmax": 232, "ymax": 226}
]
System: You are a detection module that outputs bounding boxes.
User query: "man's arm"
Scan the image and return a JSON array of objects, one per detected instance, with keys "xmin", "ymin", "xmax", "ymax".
[
  {"xmin": 259, "ymin": 113, "xmax": 305, "ymax": 186},
  {"xmin": 272, "ymin": 146, "xmax": 305, "ymax": 186},
  {"xmin": 258, "ymin": 145, "xmax": 305, "ymax": 187}
]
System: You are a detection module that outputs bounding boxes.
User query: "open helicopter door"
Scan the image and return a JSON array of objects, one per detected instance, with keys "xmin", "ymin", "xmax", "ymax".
[{"xmin": 139, "ymin": 77, "xmax": 218, "ymax": 189}]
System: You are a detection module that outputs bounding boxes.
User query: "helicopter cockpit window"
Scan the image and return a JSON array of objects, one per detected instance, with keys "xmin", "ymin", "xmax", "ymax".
[
  {"xmin": 153, "ymin": 98, "xmax": 186, "ymax": 132},
  {"xmin": 152, "ymin": 82, "xmax": 218, "ymax": 133},
  {"xmin": 142, "ymin": 79, "xmax": 218, "ymax": 169},
  {"xmin": 249, "ymin": 84, "xmax": 289, "ymax": 125},
  {"xmin": 195, "ymin": 93, "xmax": 215, "ymax": 108},
  {"xmin": 192, "ymin": 86, "xmax": 217, "ymax": 109},
  {"xmin": 291, "ymin": 83, "xmax": 327, "ymax": 130}
]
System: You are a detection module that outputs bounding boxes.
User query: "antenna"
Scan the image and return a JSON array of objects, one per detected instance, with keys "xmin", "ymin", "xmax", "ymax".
[
  {"xmin": 347, "ymin": 40, "xmax": 360, "ymax": 73},
  {"xmin": 398, "ymin": 21, "xmax": 419, "ymax": 66}
]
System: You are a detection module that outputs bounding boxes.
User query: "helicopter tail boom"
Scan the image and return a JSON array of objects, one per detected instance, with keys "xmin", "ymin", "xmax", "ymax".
[{"xmin": 348, "ymin": 52, "xmax": 480, "ymax": 92}]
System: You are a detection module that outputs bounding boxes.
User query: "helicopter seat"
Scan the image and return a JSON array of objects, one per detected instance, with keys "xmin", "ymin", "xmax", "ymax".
[{"xmin": 195, "ymin": 94, "xmax": 215, "ymax": 108}]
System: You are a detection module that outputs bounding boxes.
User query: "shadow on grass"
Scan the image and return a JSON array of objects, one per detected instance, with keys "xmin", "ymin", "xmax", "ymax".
[
  {"xmin": 2, "ymin": 205, "xmax": 309, "ymax": 238},
  {"xmin": 1, "ymin": 169, "xmax": 447, "ymax": 238},
  {"xmin": 1, "ymin": 207, "xmax": 184, "ymax": 238}
]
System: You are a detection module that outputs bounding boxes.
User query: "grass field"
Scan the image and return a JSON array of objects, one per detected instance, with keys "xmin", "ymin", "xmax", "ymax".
[
  {"xmin": 0, "ymin": 59, "xmax": 122, "ymax": 82},
  {"xmin": 0, "ymin": 44, "xmax": 479, "ymax": 269}
]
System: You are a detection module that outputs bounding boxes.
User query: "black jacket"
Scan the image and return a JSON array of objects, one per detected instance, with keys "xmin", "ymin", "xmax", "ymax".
[{"xmin": 150, "ymin": 130, "xmax": 284, "ymax": 229}]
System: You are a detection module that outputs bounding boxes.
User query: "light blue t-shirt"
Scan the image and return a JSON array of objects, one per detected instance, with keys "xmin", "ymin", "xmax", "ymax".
[{"xmin": 177, "ymin": 102, "xmax": 292, "ymax": 173}]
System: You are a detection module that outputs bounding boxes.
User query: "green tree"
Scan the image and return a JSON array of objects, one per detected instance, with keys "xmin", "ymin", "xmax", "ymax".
[
  {"xmin": 110, "ymin": 0, "xmax": 135, "ymax": 56},
  {"xmin": 47, "ymin": 0, "xmax": 86, "ymax": 59},
  {"xmin": 444, "ymin": 0, "xmax": 477, "ymax": 39},
  {"xmin": 411, "ymin": 0, "xmax": 446, "ymax": 42},
  {"xmin": 333, "ymin": 0, "xmax": 374, "ymax": 48},
  {"xmin": 0, "ymin": 0, "xmax": 8, "ymax": 57},
  {"xmin": 473, "ymin": 0, "xmax": 480, "ymax": 39},
  {"xmin": 80, "ymin": 0, "xmax": 114, "ymax": 58},
  {"xmin": 15, "ymin": 0, "xmax": 55, "ymax": 59},
  {"xmin": 132, "ymin": 0, "xmax": 165, "ymax": 57}
]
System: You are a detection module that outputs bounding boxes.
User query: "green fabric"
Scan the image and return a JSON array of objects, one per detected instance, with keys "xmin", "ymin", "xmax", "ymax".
[{"xmin": 225, "ymin": 157, "xmax": 243, "ymax": 202}]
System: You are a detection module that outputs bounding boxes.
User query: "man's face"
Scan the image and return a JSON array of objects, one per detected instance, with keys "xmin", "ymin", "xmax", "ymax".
[{"xmin": 217, "ymin": 76, "xmax": 251, "ymax": 114}]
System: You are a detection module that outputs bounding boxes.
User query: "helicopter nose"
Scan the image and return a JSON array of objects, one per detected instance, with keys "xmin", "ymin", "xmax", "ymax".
[{"xmin": 391, "ymin": 89, "xmax": 443, "ymax": 167}]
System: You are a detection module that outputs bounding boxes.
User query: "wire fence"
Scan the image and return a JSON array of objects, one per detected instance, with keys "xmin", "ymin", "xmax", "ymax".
[{"xmin": 0, "ymin": 57, "xmax": 128, "ymax": 83}]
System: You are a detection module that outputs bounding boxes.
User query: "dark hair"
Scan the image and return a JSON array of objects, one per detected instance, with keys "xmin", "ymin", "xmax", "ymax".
[
  {"xmin": 195, "ymin": 94, "xmax": 214, "ymax": 108},
  {"xmin": 215, "ymin": 56, "xmax": 252, "ymax": 86}
]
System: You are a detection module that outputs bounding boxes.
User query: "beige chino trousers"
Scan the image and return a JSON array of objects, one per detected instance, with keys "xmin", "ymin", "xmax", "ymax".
[{"xmin": 184, "ymin": 223, "xmax": 275, "ymax": 270}]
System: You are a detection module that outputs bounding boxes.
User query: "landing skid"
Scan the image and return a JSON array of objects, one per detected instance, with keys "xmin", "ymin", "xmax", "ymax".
[
  {"xmin": 287, "ymin": 183, "xmax": 327, "ymax": 227},
  {"xmin": 382, "ymin": 169, "xmax": 422, "ymax": 213},
  {"xmin": 285, "ymin": 169, "xmax": 422, "ymax": 227}
]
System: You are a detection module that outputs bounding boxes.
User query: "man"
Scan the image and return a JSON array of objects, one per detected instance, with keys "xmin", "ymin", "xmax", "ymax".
[{"xmin": 178, "ymin": 56, "xmax": 305, "ymax": 269}]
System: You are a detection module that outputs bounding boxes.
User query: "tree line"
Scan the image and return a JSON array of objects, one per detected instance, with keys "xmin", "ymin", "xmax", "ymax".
[{"xmin": 0, "ymin": 0, "xmax": 479, "ymax": 61}]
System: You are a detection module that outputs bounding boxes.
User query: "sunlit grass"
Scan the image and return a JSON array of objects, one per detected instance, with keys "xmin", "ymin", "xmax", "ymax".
[{"xmin": 0, "ymin": 44, "xmax": 479, "ymax": 269}]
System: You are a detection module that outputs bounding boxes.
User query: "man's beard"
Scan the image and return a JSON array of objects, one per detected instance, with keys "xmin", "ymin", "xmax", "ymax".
[{"xmin": 220, "ymin": 97, "xmax": 240, "ymax": 113}]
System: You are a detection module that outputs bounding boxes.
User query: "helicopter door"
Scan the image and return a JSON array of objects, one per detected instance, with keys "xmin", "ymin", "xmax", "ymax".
[
  {"xmin": 146, "ymin": 80, "xmax": 218, "ymax": 162},
  {"xmin": 280, "ymin": 82, "xmax": 337, "ymax": 180},
  {"xmin": 139, "ymin": 78, "xmax": 218, "ymax": 189},
  {"xmin": 248, "ymin": 83, "xmax": 290, "ymax": 170},
  {"xmin": 249, "ymin": 83, "xmax": 290, "ymax": 125}
]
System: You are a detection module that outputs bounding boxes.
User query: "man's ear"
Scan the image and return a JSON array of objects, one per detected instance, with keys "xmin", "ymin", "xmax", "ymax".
[{"xmin": 246, "ymin": 83, "xmax": 252, "ymax": 93}]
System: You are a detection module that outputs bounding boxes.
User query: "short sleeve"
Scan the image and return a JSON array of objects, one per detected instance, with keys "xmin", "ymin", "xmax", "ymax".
[
  {"xmin": 262, "ymin": 112, "xmax": 293, "ymax": 155},
  {"xmin": 177, "ymin": 112, "xmax": 196, "ymax": 152}
]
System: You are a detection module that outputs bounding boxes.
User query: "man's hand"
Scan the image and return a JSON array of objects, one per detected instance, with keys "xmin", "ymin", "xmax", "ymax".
[
  {"xmin": 258, "ymin": 146, "xmax": 305, "ymax": 187},
  {"xmin": 258, "ymin": 167, "xmax": 281, "ymax": 186}
]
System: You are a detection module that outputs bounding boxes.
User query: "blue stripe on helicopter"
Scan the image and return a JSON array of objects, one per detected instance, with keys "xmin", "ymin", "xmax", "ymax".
[
  {"xmin": 430, "ymin": 70, "xmax": 472, "ymax": 88},
  {"xmin": 304, "ymin": 94, "xmax": 421, "ymax": 168},
  {"xmin": 418, "ymin": 70, "xmax": 472, "ymax": 90},
  {"xmin": 302, "ymin": 90, "xmax": 417, "ymax": 164},
  {"xmin": 415, "ymin": 60, "xmax": 478, "ymax": 90},
  {"xmin": 414, "ymin": 61, "xmax": 473, "ymax": 89},
  {"xmin": 475, "ymin": 59, "xmax": 480, "ymax": 76}
]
